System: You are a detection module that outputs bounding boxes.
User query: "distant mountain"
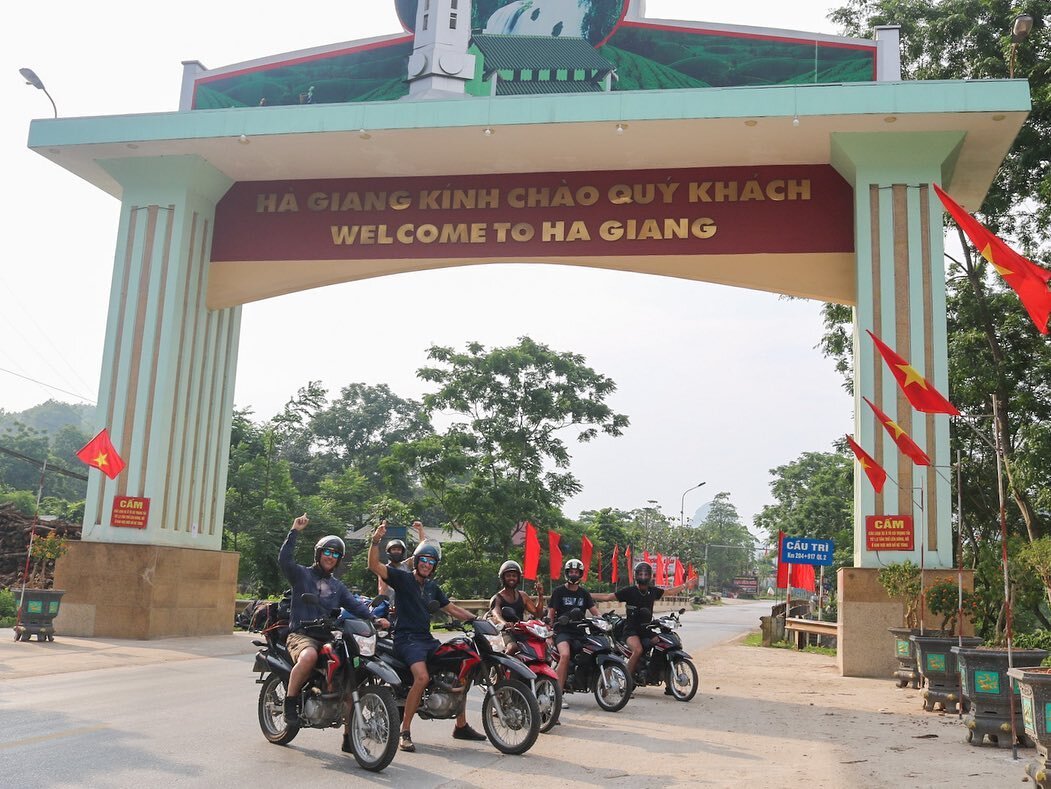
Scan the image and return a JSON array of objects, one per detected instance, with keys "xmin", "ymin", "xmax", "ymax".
[
  {"xmin": 0, "ymin": 400, "xmax": 96, "ymax": 437},
  {"xmin": 688, "ymin": 501, "xmax": 712, "ymax": 527}
]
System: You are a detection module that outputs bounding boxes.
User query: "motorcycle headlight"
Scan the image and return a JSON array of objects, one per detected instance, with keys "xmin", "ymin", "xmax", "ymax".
[
  {"xmin": 592, "ymin": 618, "xmax": 611, "ymax": 633},
  {"xmin": 528, "ymin": 624, "xmax": 551, "ymax": 639},
  {"xmin": 353, "ymin": 633, "xmax": 376, "ymax": 657},
  {"xmin": 487, "ymin": 634, "xmax": 506, "ymax": 652}
]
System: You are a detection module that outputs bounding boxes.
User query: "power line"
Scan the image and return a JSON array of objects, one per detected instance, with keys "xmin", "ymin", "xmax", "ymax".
[
  {"xmin": 0, "ymin": 366, "xmax": 96, "ymax": 404},
  {"xmin": 0, "ymin": 444, "xmax": 89, "ymax": 481}
]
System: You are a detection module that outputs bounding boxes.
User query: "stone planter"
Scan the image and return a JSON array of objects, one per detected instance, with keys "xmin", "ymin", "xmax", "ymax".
[
  {"xmin": 954, "ymin": 646, "xmax": 1047, "ymax": 748},
  {"xmin": 889, "ymin": 628, "xmax": 949, "ymax": 689},
  {"xmin": 1009, "ymin": 667, "xmax": 1051, "ymax": 788},
  {"xmin": 911, "ymin": 634, "xmax": 982, "ymax": 713},
  {"xmin": 13, "ymin": 588, "xmax": 65, "ymax": 642}
]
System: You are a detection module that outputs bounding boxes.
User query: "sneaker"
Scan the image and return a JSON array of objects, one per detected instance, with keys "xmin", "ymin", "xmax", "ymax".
[
  {"xmin": 399, "ymin": 731, "xmax": 416, "ymax": 752},
  {"xmin": 341, "ymin": 732, "xmax": 352, "ymax": 753},
  {"xmin": 452, "ymin": 724, "xmax": 487, "ymax": 741},
  {"xmin": 283, "ymin": 696, "xmax": 301, "ymax": 726}
]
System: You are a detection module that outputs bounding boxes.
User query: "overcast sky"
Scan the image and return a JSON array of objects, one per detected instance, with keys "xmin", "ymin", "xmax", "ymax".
[{"xmin": 2, "ymin": 1, "xmax": 856, "ymax": 532}]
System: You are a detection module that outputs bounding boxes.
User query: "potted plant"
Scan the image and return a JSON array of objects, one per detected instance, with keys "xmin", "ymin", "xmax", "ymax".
[
  {"xmin": 878, "ymin": 561, "xmax": 926, "ymax": 689},
  {"xmin": 911, "ymin": 579, "xmax": 982, "ymax": 713},
  {"xmin": 1009, "ymin": 666, "xmax": 1051, "ymax": 786},
  {"xmin": 12, "ymin": 530, "xmax": 68, "ymax": 643}
]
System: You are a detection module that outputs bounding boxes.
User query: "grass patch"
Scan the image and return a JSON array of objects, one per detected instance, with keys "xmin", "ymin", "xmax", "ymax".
[{"xmin": 741, "ymin": 631, "xmax": 837, "ymax": 655}]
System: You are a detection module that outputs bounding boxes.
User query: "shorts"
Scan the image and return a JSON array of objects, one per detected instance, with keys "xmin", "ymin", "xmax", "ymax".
[
  {"xmin": 553, "ymin": 632, "xmax": 580, "ymax": 648},
  {"xmin": 286, "ymin": 631, "xmax": 323, "ymax": 661},
  {"xmin": 394, "ymin": 634, "xmax": 441, "ymax": 667}
]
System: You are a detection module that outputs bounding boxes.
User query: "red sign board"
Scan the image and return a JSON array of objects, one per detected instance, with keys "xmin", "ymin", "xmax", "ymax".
[
  {"xmin": 865, "ymin": 515, "xmax": 914, "ymax": 551},
  {"xmin": 111, "ymin": 496, "xmax": 150, "ymax": 529},
  {"xmin": 212, "ymin": 165, "xmax": 854, "ymax": 263}
]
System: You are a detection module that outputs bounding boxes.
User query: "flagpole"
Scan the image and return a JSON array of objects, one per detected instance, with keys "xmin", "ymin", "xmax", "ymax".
[
  {"xmin": 993, "ymin": 394, "xmax": 1019, "ymax": 760},
  {"xmin": 918, "ymin": 478, "xmax": 926, "ymax": 636},
  {"xmin": 956, "ymin": 448, "xmax": 965, "ymax": 721}
]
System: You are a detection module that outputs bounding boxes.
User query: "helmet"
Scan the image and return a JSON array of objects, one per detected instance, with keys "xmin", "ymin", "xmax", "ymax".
[
  {"xmin": 564, "ymin": 558, "xmax": 585, "ymax": 582},
  {"xmin": 413, "ymin": 542, "xmax": 441, "ymax": 573},
  {"xmin": 386, "ymin": 539, "xmax": 407, "ymax": 563},
  {"xmin": 499, "ymin": 560, "xmax": 523, "ymax": 584},
  {"xmin": 314, "ymin": 535, "xmax": 346, "ymax": 567},
  {"xmin": 634, "ymin": 561, "xmax": 653, "ymax": 584}
]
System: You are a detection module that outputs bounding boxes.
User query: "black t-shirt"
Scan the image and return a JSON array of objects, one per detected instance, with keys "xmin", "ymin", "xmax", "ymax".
[
  {"xmin": 615, "ymin": 585, "xmax": 665, "ymax": 628},
  {"xmin": 548, "ymin": 584, "xmax": 595, "ymax": 633},
  {"xmin": 490, "ymin": 589, "xmax": 527, "ymax": 620},
  {"xmin": 384, "ymin": 565, "xmax": 450, "ymax": 639}
]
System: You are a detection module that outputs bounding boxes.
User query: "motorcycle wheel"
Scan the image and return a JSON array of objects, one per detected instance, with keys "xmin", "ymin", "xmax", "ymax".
[
  {"xmin": 257, "ymin": 673, "xmax": 300, "ymax": 745},
  {"xmin": 533, "ymin": 675, "xmax": 562, "ymax": 733},
  {"xmin": 594, "ymin": 663, "xmax": 633, "ymax": 712},
  {"xmin": 666, "ymin": 657, "xmax": 699, "ymax": 702},
  {"xmin": 481, "ymin": 679, "xmax": 541, "ymax": 755},
  {"xmin": 349, "ymin": 686, "xmax": 399, "ymax": 772}
]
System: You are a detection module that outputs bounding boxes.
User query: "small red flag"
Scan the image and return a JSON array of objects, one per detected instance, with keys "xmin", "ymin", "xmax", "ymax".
[
  {"xmin": 935, "ymin": 184, "xmax": 1051, "ymax": 334},
  {"xmin": 548, "ymin": 530, "xmax": 563, "ymax": 582},
  {"xmin": 674, "ymin": 558, "xmax": 684, "ymax": 587},
  {"xmin": 626, "ymin": 546, "xmax": 634, "ymax": 584},
  {"xmin": 523, "ymin": 521, "xmax": 540, "ymax": 581},
  {"xmin": 863, "ymin": 397, "xmax": 931, "ymax": 466},
  {"xmin": 581, "ymin": 535, "xmax": 594, "ymax": 582},
  {"xmin": 846, "ymin": 434, "xmax": 888, "ymax": 493},
  {"xmin": 867, "ymin": 331, "xmax": 959, "ymax": 415},
  {"xmin": 791, "ymin": 563, "xmax": 816, "ymax": 592},
  {"xmin": 611, "ymin": 544, "xmax": 619, "ymax": 584},
  {"xmin": 643, "ymin": 550, "xmax": 651, "ymax": 564},
  {"xmin": 76, "ymin": 428, "xmax": 126, "ymax": 480},
  {"xmin": 775, "ymin": 531, "xmax": 789, "ymax": 589},
  {"xmin": 687, "ymin": 563, "xmax": 696, "ymax": 581},
  {"xmin": 656, "ymin": 553, "xmax": 667, "ymax": 586}
]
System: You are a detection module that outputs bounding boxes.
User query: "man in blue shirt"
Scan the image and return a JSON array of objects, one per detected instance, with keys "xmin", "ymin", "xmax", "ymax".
[{"xmin": 368, "ymin": 520, "xmax": 483, "ymax": 752}]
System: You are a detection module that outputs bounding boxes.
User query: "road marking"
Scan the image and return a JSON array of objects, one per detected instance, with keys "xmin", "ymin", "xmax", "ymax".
[{"xmin": 0, "ymin": 724, "xmax": 108, "ymax": 749}]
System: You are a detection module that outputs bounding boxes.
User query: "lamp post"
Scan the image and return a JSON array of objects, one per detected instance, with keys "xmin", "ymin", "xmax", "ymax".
[
  {"xmin": 680, "ymin": 481, "xmax": 706, "ymax": 527},
  {"xmin": 1009, "ymin": 14, "xmax": 1033, "ymax": 79},
  {"xmin": 19, "ymin": 68, "xmax": 57, "ymax": 118}
]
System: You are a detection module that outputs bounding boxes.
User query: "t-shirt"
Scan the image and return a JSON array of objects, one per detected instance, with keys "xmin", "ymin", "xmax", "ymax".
[
  {"xmin": 614, "ymin": 585, "xmax": 665, "ymax": 629},
  {"xmin": 383, "ymin": 565, "xmax": 450, "ymax": 639},
  {"xmin": 548, "ymin": 584, "xmax": 595, "ymax": 633},
  {"xmin": 278, "ymin": 530, "xmax": 371, "ymax": 632},
  {"xmin": 490, "ymin": 589, "xmax": 526, "ymax": 620}
]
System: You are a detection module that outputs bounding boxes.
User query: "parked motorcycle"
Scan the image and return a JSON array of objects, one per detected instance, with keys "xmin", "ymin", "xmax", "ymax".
[
  {"xmin": 375, "ymin": 616, "xmax": 542, "ymax": 754},
  {"xmin": 554, "ymin": 608, "xmax": 633, "ymax": 712},
  {"xmin": 497, "ymin": 606, "xmax": 562, "ymax": 732},
  {"xmin": 605, "ymin": 608, "xmax": 698, "ymax": 702},
  {"xmin": 252, "ymin": 594, "xmax": 402, "ymax": 772}
]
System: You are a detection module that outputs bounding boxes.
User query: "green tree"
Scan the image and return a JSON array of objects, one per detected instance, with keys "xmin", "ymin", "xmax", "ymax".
[{"xmin": 697, "ymin": 492, "xmax": 756, "ymax": 591}]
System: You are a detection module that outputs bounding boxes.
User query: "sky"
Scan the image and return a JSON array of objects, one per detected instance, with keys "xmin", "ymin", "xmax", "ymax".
[{"xmin": 2, "ymin": 0, "xmax": 856, "ymax": 534}]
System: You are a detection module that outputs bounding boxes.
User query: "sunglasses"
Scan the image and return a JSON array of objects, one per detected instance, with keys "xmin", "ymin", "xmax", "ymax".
[
  {"xmin": 417, "ymin": 556, "xmax": 437, "ymax": 566},
  {"xmin": 321, "ymin": 548, "xmax": 342, "ymax": 558}
]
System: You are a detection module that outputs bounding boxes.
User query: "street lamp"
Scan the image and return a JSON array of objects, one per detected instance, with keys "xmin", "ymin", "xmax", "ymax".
[
  {"xmin": 1009, "ymin": 14, "xmax": 1033, "ymax": 79},
  {"xmin": 19, "ymin": 67, "xmax": 57, "ymax": 118},
  {"xmin": 680, "ymin": 481, "xmax": 706, "ymax": 527}
]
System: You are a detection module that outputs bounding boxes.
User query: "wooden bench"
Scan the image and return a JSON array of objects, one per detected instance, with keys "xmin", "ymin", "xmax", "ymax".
[{"xmin": 784, "ymin": 617, "xmax": 838, "ymax": 650}]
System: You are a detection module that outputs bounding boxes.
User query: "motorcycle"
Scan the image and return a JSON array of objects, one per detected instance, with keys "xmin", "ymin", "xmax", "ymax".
[
  {"xmin": 553, "ymin": 608, "xmax": 633, "ymax": 712},
  {"xmin": 375, "ymin": 615, "xmax": 542, "ymax": 754},
  {"xmin": 252, "ymin": 593, "xmax": 402, "ymax": 772},
  {"xmin": 496, "ymin": 606, "xmax": 562, "ymax": 733},
  {"xmin": 605, "ymin": 607, "xmax": 698, "ymax": 702}
]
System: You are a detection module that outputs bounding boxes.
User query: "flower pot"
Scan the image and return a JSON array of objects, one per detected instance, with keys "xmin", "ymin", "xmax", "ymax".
[
  {"xmin": 889, "ymin": 628, "xmax": 949, "ymax": 689},
  {"xmin": 1008, "ymin": 667, "xmax": 1051, "ymax": 788},
  {"xmin": 12, "ymin": 588, "xmax": 65, "ymax": 642},
  {"xmin": 911, "ymin": 634, "xmax": 982, "ymax": 713},
  {"xmin": 954, "ymin": 646, "xmax": 1047, "ymax": 748}
]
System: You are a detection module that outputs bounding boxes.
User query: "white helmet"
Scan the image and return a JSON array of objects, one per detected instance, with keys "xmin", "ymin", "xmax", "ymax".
[
  {"xmin": 499, "ymin": 560, "xmax": 523, "ymax": 583},
  {"xmin": 314, "ymin": 535, "xmax": 346, "ymax": 565},
  {"xmin": 564, "ymin": 558, "xmax": 585, "ymax": 581}
]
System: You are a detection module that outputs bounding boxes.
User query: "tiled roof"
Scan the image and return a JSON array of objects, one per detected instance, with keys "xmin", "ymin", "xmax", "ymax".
[
  {"xmin": 495, "ymin": 79, "xmax": 605, "ymax": 96},
  {"xmin": 472, "ymin": 34, "xmax": 615, "ymax": 74}
]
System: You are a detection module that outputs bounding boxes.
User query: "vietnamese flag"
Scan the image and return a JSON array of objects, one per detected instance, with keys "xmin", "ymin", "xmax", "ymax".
[
  {"xmin": 674, "ymin": 558, "xmax": 684, "ymax": 587},
  {"xmin": 656, "ymin": 553, "xmax": 667, "ymax": 586},
  {"xmin": 863, "ymin": 397, "xmax": 931, "ymax": 466},
  {"xmin": 775, "ymin": 531, "xmax": 789, "ymax": 589},
  {"xmin": 523, "ymin": 521, "xmax": 541, "ymax": 580},
  {"xmin": 76, "ymin": 428, "xmax": 126, "ymax": 480},
  {"xmin": 626, "ymin": 546, "xmax": 634, "ymax": 584},
  {"xmin": 867, "ymin": 331, "xmax": 959, "ymax": 415},
  {"xmin": 846, "ymin": 435, "xmax": 888, "ymax": 493},
  {"xmin": 935, "ymin": 183, "xmax": 1051, "ymax": 334},
  {"xmin": 581, "ymin": 535, "xmax": 593, "ymax": 582},
  {"xmin": 611, "ymin": 544, "xmax": 619, "ymax": 584},
  {"xmin": 548, "ymin": 530, "xmax": 563, "ymax": 582}
]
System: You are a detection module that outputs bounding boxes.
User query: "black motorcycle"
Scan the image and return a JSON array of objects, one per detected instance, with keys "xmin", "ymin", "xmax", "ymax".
[
  {"xmin": 253, "ymin": 594, "xmax": 402, "ymax": 772},
  {"xmin": 554, "ymin": 608, "xmax": 633, "ymax": 712},
  {"xmin": 375, "ymin": 616, "xmax": 542, "ymax": 755},
  {"xmin": 606, "ymin": 608, "xmax": 698, "ymax": 702}
]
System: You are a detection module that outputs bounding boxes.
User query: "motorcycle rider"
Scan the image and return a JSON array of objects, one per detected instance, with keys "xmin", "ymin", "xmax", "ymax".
[
  {"xmin": 592, "ymin": 560, "xmax": 697, "ymax": 683},
  {"xmin": 367, "ymin": 520, "xmax": 484, "ymax": 753},
  {"xmin": 278, "ymin": 513, "xmax": 389, "ymax": 728},
  {"xmin": 489, "ymin": 561, "xmax": 544, "ymax": 652},
  {"xmin": 547, "ymin": 558, "xmax": 601, "ymax": 692},
  {"xmin": 376, "ymin": 520, "xmax": 428, "ymax": 618}
]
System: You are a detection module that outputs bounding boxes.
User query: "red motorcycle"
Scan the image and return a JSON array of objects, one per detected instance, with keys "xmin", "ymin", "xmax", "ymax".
[{"xmin": 497, "ymin": 607, "xmax": 563, "ymax": 733}]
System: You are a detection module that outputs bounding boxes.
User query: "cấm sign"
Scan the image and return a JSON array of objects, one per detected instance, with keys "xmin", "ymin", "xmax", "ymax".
[{"xmin": 865, "ymin": 515, "xmax": 914, "ymax": 551}]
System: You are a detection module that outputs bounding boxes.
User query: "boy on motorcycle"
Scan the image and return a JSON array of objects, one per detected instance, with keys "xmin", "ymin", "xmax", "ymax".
[
  {"xmin": 278, "ymin": 513, "xmax": 389, "ymax": 726},
  {"xmin": 367, "ymin": 520, "xmax": 484, "ymax": 753},
  {"xmin": 547, "ymin": 558, "xmax": 601, "ymax": 692},
  {"xmin": 376, "ymin": 520, "xmax": 429, "ymax": 620}
]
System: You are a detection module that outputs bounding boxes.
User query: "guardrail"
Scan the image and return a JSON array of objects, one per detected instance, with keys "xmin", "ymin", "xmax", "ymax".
[{"xmin": 784, "ymin": 617, "xmax": 838, "ymax": 650}]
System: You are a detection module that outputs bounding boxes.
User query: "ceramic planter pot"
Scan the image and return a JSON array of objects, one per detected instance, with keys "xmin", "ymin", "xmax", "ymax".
[
  {"xmin": 12, "ymin": 588, "xmax": 64, "ymax": 642},
  {"xmin": 1008, "ymin": 667, "xmax": 1051, "ymax": 788},
  {"xmin": 911, "ymin": 634, "xmax": 982, "ymax": 713},
  {"xmin": 954, "ymin": 647, "xmax": 1047, "ymax": 748}
]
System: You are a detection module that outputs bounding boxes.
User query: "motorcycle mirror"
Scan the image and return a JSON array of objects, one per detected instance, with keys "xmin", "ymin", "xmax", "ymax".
[
  {"xmin": 371, "ymin": 595, "xmax": 389, "ymax": 607},
  {"xmin": 555, "ymin": 614, "xmax": 569, "ymax": 626},
  {"xmin": 301, "ymin": 593, "xmax": 319, "ymax": 606},
  {"xmin": 678, "ymin": 607, "xmax": 687, "ymax": 615},
  {"xmin": 569, "ymin": 607, "xmax": 584, "ymax": 621},
  {"xmin": 501, "ymin": 606, "xmax": 519, "ymax": 622},
  {"xmin": 427, "ymin": 599, "xmax": 442, "ymax": 613}
]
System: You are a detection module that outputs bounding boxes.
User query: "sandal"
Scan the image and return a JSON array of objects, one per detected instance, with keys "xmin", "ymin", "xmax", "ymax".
[{"xmin": 399, "ymin": 731, "xmax": 416, "ymax": 752}]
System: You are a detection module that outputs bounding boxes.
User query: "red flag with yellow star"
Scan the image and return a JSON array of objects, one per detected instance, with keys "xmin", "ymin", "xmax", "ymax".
[
  {"xmin": 846, "ymin": 434, "xmax": 888, "ymax": 493},
  {"xmin": 862, "ymin": 397, "xmax": 931, "ymax": 466},
  {"xmin": 75, "ymin": 429, "xmax": 126, "ymax": 480},
  {"xmin": 866, "ymin": 331, "xmax": 960, "ymax": 416},
  {"xmin": 934, "ymin": 184, "xmax": 1051, "ymax": 334}
]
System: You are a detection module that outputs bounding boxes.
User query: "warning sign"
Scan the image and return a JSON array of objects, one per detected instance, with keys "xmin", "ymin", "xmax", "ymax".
[
  {"xmin": 865, "ymin": 515, "xmax": 914, "ymax": 551},
  {"xmin": 111, "ymin": 496, "xmax": 150, "ymax": 529}
]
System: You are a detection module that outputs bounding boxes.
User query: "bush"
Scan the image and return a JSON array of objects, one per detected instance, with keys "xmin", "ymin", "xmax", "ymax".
[
  {"xmin": 925, "ymin": 579, "xmax": 979, "ymax": 633},
  {"xmin": 877, "ymin": 561, "xmax": 921, "ymax": 628},
  {"xmin": 1014, "ymin": 630, "xmax": 1051, "ymax": 651},
  {"xmin": 0, "ymin": 587, "xmax": 16, "ymax": 628}
]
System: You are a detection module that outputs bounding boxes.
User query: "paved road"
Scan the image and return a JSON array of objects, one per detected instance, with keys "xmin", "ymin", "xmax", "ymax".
[{"xmin": 1, "ymin": 600, "xmax": 767, "ymax": 788}]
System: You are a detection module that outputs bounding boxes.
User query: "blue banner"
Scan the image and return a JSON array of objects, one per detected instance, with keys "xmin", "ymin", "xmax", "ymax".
[{"xmin": 780, "ymin": 537, "xmax": 834, "ymax": 566}]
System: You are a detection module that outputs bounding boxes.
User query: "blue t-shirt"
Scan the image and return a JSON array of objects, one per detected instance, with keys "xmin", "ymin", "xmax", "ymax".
[
  {"xmin": 384, "ymin": 565, "xmax": 449, "ymax": 639},
  {"xmin": 278, "ymin": 530, "xmax": 371, "ymax": 632}
]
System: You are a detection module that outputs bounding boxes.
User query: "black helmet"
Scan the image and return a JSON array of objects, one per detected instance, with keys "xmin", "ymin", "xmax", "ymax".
[
  {"xmin": 314, "ymin": 535, "xmax": 346, "ymax": 567},
  {"xmin": 634, "ymin": 561, "xmax": 653, "ymax": 585},
  {"xmin": 386, "ymin": 539, "xmax": 407, "ymax": 563},
  {"xmin": 499, "ymin": 560, "xmax": 522, "ymax": 586},
  {"xmin": 413, "ymin": 542, "xmax": 441, "ymax": 573},
  {"xmin": 564, "ymin": 558, "xmax": 584, "ymax": 583}
]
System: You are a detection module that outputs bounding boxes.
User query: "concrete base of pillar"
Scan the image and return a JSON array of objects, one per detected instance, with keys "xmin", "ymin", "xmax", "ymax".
[
  {"xmin": 52, "ymin": 542, "xmax": 239, "ymax": 639},
  {"xmin": 838, "ymin": 566, "xmax": 974, "ymax": 678}
]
